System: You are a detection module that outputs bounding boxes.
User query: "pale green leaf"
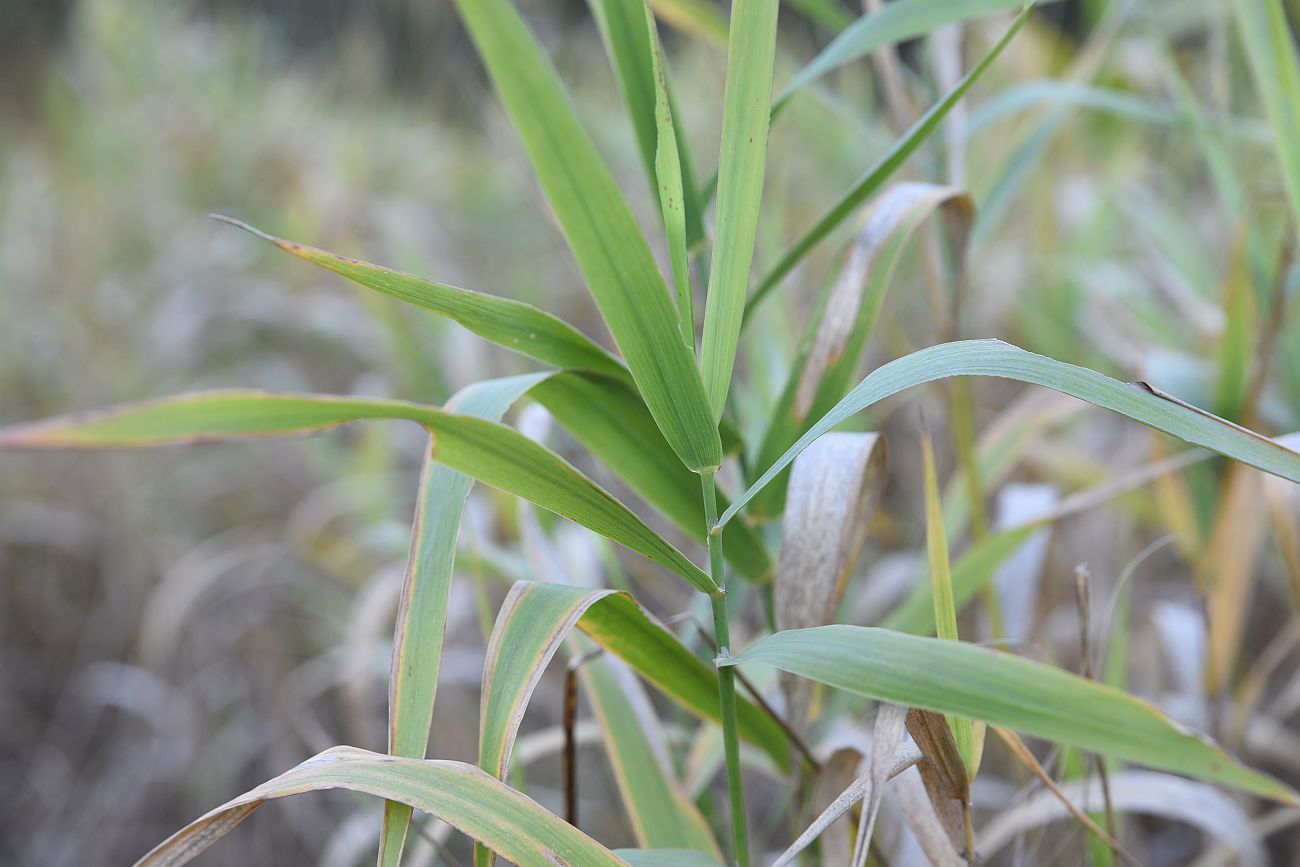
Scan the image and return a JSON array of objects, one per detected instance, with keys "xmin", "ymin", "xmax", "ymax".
[
  {"xmin": 724, "ymin": 626, "xmax": 1297, "ymax": 803},
  {"xmin": 1234, "ymin": 0, "xmax": 1300, "ymax": 231},
  {"xmin": 749, "ymin": 183, "xmax": 970, "ymax": 517},
  {"xmin": 720, "ymin": 339, "xmax": 1300, "ymax": 527},
  {"xmin": 133, "ymin": 747, "xmax": 628, "ymax": 867},
  {"xmin": 773, "ymin": 0, "xmax": 1048, "ymax": 116},
  {"xmin": 379, "ymin": 374, "xmax": 549, "ymax": 867}
]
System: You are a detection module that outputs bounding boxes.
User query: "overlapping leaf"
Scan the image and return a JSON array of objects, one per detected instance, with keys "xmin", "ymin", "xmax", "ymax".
[
  {"xmin": 0, "ymin": 390, "xmax": 715, "ymax": 591},
  {"xmin": 452, "ymin": 0, "xmax": 721, "ymax": 472}
]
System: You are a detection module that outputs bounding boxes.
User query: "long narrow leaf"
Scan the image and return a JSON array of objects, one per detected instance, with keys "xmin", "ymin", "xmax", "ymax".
[
  {"xmin": 724, "ymin": 626, "xmax": 1297, "ymax": 803},
  {"xmin": 532, "ymin": 373, "xmax": 772, "ymax": 581},
  {"xmin": 216, "ymin": 217, "xmax": 627, "ymax": 382},
  {"xmin": 381, "ymin": 374, "xmax": 550, "ymax": 867},
  {"xmin": 134, "ymin": 747, "xmax": 628, "ymax": 867},
  {"xmin": 0, "ymin": 391, "xmax": 715, "ymax": 592},
  {"xmin": 919, "ymin": 430, "xmax": 976, "ymax": 773},
  {"xmin": 700, "ymin": 0, "xmax": 781, "ymax": 419},
  {"xmin": 452, "ymin": 0, "xmax": 721, "ymax": 472},
  {"xmin": 773, "ymin": 0, "xmax": 1050, "ymax": 116},
  {"xmin": 747, "ymin": 7, "xmax": 1030, "ymax": 320},
  {"xmin": 589, "ymin": 0, "xmax": 705, "ymax": 256},
  {"xmin": 719, "ymin": 339, "xmax": 1300, "ymax": 527}
]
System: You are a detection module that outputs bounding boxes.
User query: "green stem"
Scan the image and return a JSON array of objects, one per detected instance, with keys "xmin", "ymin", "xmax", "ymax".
[{"xmin": 702, "ymin": 472, "xmax": 750, "ymax": 867}]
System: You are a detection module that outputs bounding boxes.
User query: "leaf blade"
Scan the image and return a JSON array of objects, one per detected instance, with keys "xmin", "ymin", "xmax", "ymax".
[
  {"xmin": 0, "ymin": 390, "xmax": 715, "ymax": 592},
  {"xmin": 721, "ymin": 339, "xmax": 1300, "ymax": 527},
  {"xmin": 453, "ymin": 0, "xmax": 720, "ymax": 472},
  {"xmin": 725, "ymin": 626, "xmax": 1297, "ymax": 803},
  {"xmin": 700, "ymin": 0, "xmax": 781, "ymax": 419},
  {"xmin": 133, "ymin": 747, "xmax": 629, "ymax": 867}
]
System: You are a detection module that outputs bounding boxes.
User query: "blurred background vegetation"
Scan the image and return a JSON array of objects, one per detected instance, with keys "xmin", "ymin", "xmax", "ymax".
[{"xmin": 2, "ymin": 0, "xmax": 1299, "ymax": 864}]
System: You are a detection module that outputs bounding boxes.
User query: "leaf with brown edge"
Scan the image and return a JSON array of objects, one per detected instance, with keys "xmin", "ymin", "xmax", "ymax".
[
  {"xmin": 381, "ymin": 373, "xmax": 550, "ymax": 867},
  {"xmin": 132, "ymin": 746, "xmax": 628, "ymax": 867},
  {"xmin": 0, "ymin": 390, "xmax": 715, "ymax": 593},
  {"xmin": 578, "ymin": 652, "xmax": 723, "ymax": 860},
  {"xmin": 214, "ymin": 215, "xmax": 628, "ymax": 383}
]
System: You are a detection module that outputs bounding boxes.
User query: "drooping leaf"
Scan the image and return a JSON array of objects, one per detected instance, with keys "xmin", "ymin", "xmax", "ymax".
[
  {"xmin": 699, "ymin": 0, "xmax": 781, "ymax": 420},
  {"xmin": 724, "ymin": 626, "xmax": 1297, "ymax": 803},
  {"xmin": 0, "ymin": 390, "xmax": 715, "ymax": 592},
  {"xmin": 452, "ymin": 0, "xmax": 721, "ymax": 472},
  {"xmin": 215, "ymin": 216, "xmax": 626, "ymax": 382},
  {"xmin": 747, "ymin": 8, "xmax": 1030, "ymax": 319},
  {"xmin": 720, "ymin": 339, "xmax": 1300, "ymax": 527},
  {"xmin": 133, "ymin": 747, "xmax": 628, "ymax": 867}
]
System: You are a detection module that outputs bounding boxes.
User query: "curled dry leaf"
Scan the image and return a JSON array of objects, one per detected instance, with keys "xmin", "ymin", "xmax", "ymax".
[
  {"xmin": 753, "ymin": 182, "xmax": 971, "ymax": 517},
  {"xmin": 776, "ymin": 431, "xmax": 888, "ymax": 729}
]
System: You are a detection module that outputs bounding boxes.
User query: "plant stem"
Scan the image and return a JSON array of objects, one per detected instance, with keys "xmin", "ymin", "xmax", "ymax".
[{"xmin": 702, "ymin": 471, "xmax": 750, "ymax": 867}]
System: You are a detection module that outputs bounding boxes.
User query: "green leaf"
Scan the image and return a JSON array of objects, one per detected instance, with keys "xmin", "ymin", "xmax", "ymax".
[
  {"xmin": 531, "ymin": 373, "xmax": 773, "ymax": 581},
  {"xmin": 772, "ymin": 0, "xmax": 1047, "ymax": 117},
  {"xmin": 644, "ymin": 2, "xmax": 698, "ymax": 341},
  {"xmin": 477, "ymin": 582, "xmax": 789, "ymax": 791},
  {"xmin": 588, "ymin": 0, "xmax": 706, "ymax": 257},
  {"xmin": 720, "ymin": 339, "xmax": 1300, "ymax": 527},
  {"xmin": 579, "ymin": 652, "xmax": 723, "ymax": 859},
  {"xmin": 883, "ymin": 524, "xmax": 1038, "ymax": 635},
  {"xmin": 700, "ymin": 0, "xmax": 780, "ymax": 420},
  {"xmin": 1234, "ymin": 0, "xmax": 1300, "ymax": 232},
  {"xmin": 215, "ymin": 216, "xmax": 627, "ymax": 382},
  {"xmin": 0, "ymin": 390, "xmax": 715, "ymax": 592},
  {"xmin": 747, "ymin": 6, "xmax": 1030, "ymax": 320},
  {"xmin": 379, "ymin": 374, "xmax": 548, "ymax": 867},
  {"xmin": 578, "ymin": 591, "xmax": 789, "ymax": 768},
  {"xmin": 453, "ymin": 0, "xmax": 721, "ymax": 472},
  {"xmin": 919, "ymin": 430, "xmax": 975, "ymax": 773},
  {"xmin": 724, "ymin": 626, "xmax": 1298, "ymax": 803},
  {"xmin": 133, "ymin": 747, "xmax": 628, "ymax": 867}
]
